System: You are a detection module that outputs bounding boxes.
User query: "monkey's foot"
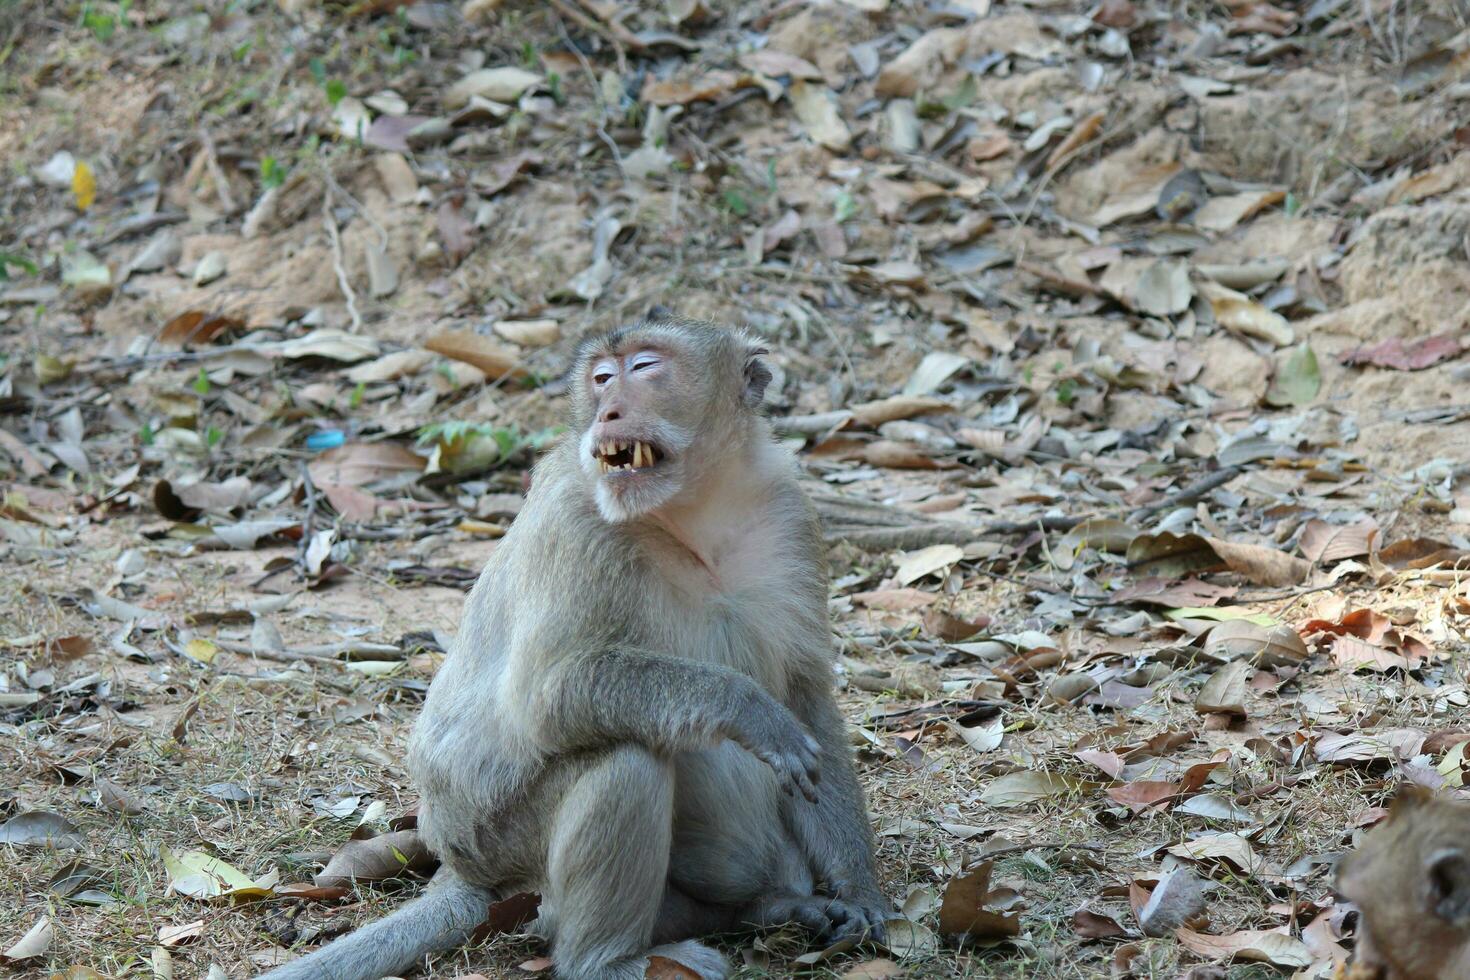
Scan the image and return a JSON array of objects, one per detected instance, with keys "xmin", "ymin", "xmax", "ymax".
[
  {"xmin": 741, "ymin": 894, "xmax": 885, "ymax": 943},
  {"xmin": 644, "ymin": 940, "xmax": 729, "ymax": 979}
]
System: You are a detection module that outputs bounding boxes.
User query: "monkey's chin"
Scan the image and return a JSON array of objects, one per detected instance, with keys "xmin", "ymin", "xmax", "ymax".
[{"xmin": 593, "ymin": 471, "xmax": 681, "ymax": 523}]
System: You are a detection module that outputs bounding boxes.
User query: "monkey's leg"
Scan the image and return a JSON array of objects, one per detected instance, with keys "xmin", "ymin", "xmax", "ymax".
[
  {"xmin": 778, "ymin": 678, "xmax": 890, "ymax": 943},
  {"xmin": 545, "ymin": 745, "xmax": 728, "ymax": 980}
]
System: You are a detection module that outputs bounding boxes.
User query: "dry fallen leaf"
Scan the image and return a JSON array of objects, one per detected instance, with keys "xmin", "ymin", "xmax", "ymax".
[
  {"xmin": 1175, "ymin": 926, "xmax": 1312, "ymax": 969},
  {"xmin": 1, "ymin": 916, "xmax": 52, "ymax": 962},
  {"xmin": 314, "ymin": 829, "xmax": 437, "ymax": 887}
]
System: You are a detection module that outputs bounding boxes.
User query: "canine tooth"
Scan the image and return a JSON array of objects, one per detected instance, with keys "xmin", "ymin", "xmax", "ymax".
[{"xmin": 633, "ymin": 442, "xmax": 645, "ymax": 468}]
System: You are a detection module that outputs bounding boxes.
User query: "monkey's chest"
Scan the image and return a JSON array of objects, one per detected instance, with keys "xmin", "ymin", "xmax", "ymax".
[{"xmin": 644, "ymin": 582, "xmax": 799, "ymax": 693}]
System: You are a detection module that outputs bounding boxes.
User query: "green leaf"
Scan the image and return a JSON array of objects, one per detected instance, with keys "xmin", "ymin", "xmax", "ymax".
[
  {"xmin": 192, "ymin": 368, "xmax": 211, "ymax": 395},
  {"xmin": 325, "ymin": 78, "xmax": 347, "ymax": 107},
  {"xmin": 205, "ymin": 426, "xmax": 223, "ymax": 447},
  {"xmin": 1265, "ymin": 343, "xmax": 1320, "ymax": 407},
  {"xmin": 0, "ymin": 251, "xmax": 38, "ymax": 281},
  {"xmin": 349, "ymin": 381, "xmax": 365, "ymax": 409},
  {"xmin": 259, "ymin": 155, "xmax": 284, "ymax": 190}
]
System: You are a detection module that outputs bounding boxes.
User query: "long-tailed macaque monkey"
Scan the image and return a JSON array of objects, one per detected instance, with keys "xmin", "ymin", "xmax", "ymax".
[
  {"xmin": 259, "ymin": 318, "xmax": 888, "ymax": 980},
  {"xmin": 1335, "ymin": 784, "xmax": 1470, "ymax": 979}
]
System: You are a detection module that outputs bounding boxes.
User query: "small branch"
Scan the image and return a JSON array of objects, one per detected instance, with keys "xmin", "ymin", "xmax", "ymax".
[
  {"xmin": 1129, "ymin": 466, "xmax": 1243, "ymax": 524},
  {"xmin": 297, "ymin": 460, "xmax": 319, "ymax": 574},
  {"xmin": 322, "ymin": 187, "xmax": 362, "ymax": 332},
  {"xmin": 197, "ymin": 126, "xmax": 237, "ymax": 214}
]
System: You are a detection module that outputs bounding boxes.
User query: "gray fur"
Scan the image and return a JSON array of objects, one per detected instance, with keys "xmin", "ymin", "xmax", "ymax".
[{"xmin": 258, "ymin": 320, "xmax": 886, "ymax": 980}]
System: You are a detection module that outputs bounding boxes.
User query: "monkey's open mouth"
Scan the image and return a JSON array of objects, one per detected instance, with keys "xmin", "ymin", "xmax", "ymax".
[{"xmin": 595, "ymin": 439, "xmax": 665, "ymax": 474}]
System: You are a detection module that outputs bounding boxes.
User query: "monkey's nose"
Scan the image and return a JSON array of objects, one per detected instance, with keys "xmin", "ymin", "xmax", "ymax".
[{"xmin": 600, "ymin": 407, "xmax": 622, "ymax": 422}]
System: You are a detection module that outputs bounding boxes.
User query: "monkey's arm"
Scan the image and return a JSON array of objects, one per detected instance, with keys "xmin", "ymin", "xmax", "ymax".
[
  {"xmin": 531, "ymin": 650, "xmax": 822, "ymax": 799},
  {"xmin": 784, "ymin": 672, "xmax": 889, "ymax": 938}
]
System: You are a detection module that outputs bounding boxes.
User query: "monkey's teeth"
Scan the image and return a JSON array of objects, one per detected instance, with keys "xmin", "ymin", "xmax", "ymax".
[{"xmin": 633, "ymin": 442, "xmax": 645, "ymax": 468}]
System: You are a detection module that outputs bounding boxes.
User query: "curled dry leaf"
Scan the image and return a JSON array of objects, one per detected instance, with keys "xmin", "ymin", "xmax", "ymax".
[
  {"xmin": 314, "ymin": 829, "xmax": 437, "ymax": 887},
  {"xmin": 1, "ymin": 916, "xmax": 52, "ymax": 962},
  {"xmin": 848, "ymin": 395, "xmax": 947, "ymax": 428},
  {"xmin": 1174, "ymin": 927, "xmax": 1311, "ymax": 969},
  {"xmin": 1203, "ymin": 620, "xmax": 1307, "ymax": 667},
  {"xmin": 789, "ymin": 81, "xmax": 851, "ymax": 151},
  {"xmin": 1165, "ymin": 832, "xmax": 1261, "ymax": 873},
  {"xmin": 1195, "ymin": 660, "xmax": 1250, "ymax": 716},
  {"xmin": 443, "ymin": 66, "xmax": 541, "ymax": 108},
  {"xmin": 893, "ymin": 544, "xmax": 963, "ymax": 586},
  {"xmin": 157, "ymin": 920, "xmax": 205, "ymax": 947},
  {"xmin": 1135, "ymin": 868, "xmax": 1207, "ymax": 937},
  {"xmin": 1198, "ymin": 281, "xmax": 1293, "ymax": 347}
]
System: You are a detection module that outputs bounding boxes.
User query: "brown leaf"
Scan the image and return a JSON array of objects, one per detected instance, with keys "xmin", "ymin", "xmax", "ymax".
[
  {"xmin": 848, "ymin": 395, "xmax": 947, "ymax": 428},
  {"xmin": 1206, "ymin": 538, "xmax": 1310, "ymax": 587},
  {"xmin": 1092, "ymin": 0, "xmax": 1135, "ymax": 27},
  {"xmin": 1330, "ymin": 635, "xmax": 1408, "ymax": 672},
  {"xmin": 1339, "ymin": 331, "xmax": 1465, "ymax": 371},
  {"xmin": 424, "ymin": 328, "xmax": 526, "ymax": 381},
  {"xmin": 476, "ymin": 151, "xmax": 541, "ymax": 196},
  {"xmin": 1111, "ymin": 577, "xmax": 1237, "ymax": 607},
  {"xmin": 436, "ymin": 199, "xmax": 476, "ymax": 265},
  {"xmin": 938, "ymin": 860, "xmax": 1022, "ymax": 939},
  {"xmin": 275, "ymin": 882, "xmax": 353, "ymax": 901},
  {"xmin": 1203, "ymin": 620, "xmax": 1308, "ymax": 667},
  {"xmin": 1073, "ymin": 908, "xmax": 1129, "ymax": 939},
  {"xmin": 1046, "ymin": 111, "xmax": 1105, "ymax": 169},
  {"xmin": 1195, "ymin": 660, "xmax": 1250, "ymax": 716},
  {"xmin": 645, "ymin": 956, "xmax": 702, "ymax": 979},
  {"xmin": 158, "ymin": 311, "xmax": 242, "ymax": 347},
  {"xmin": 738, "ymin": 50, "xmax": 822, "ymax": 80},
  {"xmin": 320, "ymin": 484, "xmax": 381, "ymax": 521},
  {"xmin": 1298, "ymin": 519, "xmax": 1378, "ymax": 564},
  {"xmin": 308, "ymin": 442, "xmax": 424, "ymax": 489},
  {"xmin": 922, "ymin": 608, "xmax": 990, "ymax": 642},
  {"xmin": 640, "ymin": 70, "xmax": 741, "ymax": 106}
]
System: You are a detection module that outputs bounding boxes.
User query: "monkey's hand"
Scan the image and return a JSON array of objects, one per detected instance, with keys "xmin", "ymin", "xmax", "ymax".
[
  {"xmin": 827, "ymin": 882, "xmax": 890, "ymax": 945},
  {"xmin": 726, "ymin": 693, "xmax": 822, "ymax": 803}
]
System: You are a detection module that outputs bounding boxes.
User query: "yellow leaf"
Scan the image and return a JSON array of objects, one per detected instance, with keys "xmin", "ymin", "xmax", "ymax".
[
  {"xmin": 183, "ymin": 638, "xmax": 218, "ymax": 665},
  {"xmin": 72, "ymin": 161, "xmax": 96, "ymax": 211}
]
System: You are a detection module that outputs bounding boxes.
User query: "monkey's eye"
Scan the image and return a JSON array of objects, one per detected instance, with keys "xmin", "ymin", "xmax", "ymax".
[
  {"xmin": 593, "ymin": 370, "xmax": 614, "ymax": 385},
  {"xmin": 630, "ymin": 354, "xmax": 660, "ymax": 372}
]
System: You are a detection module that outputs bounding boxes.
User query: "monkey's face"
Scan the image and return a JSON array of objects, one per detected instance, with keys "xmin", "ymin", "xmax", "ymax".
[{"xmin": 576, "ymin": 346, "xmax": 698, "ymax": 522}]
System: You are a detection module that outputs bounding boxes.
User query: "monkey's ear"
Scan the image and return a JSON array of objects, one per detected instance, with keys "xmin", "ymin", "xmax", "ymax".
[
  {"xmin": 645, "ymin": 304, "xmax": 676, "ymax": 322},
  {"xmin": 1429, "ymin": 848, "xmax": 1470, "ymax": 924},
  {"xmin": 742, "ymin": 348, "xmax": 772, "ymax": 407}
]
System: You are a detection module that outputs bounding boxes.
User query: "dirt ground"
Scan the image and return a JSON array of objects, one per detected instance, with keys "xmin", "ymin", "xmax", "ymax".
[{"xmin": 2, "ymin": 0, "xmax": 1469, "ymax": 977}]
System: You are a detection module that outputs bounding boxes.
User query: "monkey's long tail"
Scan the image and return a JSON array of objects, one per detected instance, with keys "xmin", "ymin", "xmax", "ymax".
[{"xmin": 255, "ymin": 873, "xmax": 494, "ymax": 980}]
